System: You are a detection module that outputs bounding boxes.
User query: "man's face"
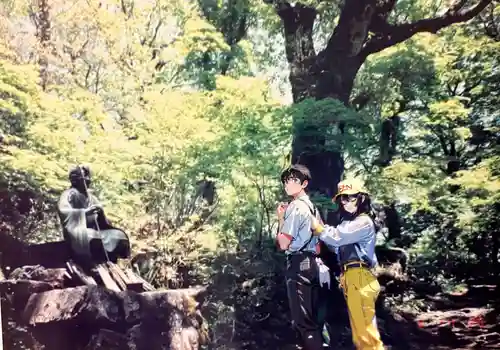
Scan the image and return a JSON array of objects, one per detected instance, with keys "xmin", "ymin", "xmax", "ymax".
[
  {"xmin": 340, "ymin": 194, "xmax": 358, "ymax": 213},
  {"xmin": 283, "ymin": 176, "xmax": 306, "ymax": 196}
]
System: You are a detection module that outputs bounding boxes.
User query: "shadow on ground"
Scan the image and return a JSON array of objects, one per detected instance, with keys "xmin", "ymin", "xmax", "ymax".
[{"xmin": 195, "ymin": 239, "xmax": 497, "ymax": 350}]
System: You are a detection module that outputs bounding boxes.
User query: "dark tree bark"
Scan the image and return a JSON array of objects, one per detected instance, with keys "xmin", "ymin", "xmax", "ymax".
[
  {"xmin": 30, "ymin": 0, "xmax": 53, "ymax": 90},
  {"xmin": 266, "ymin": 0, "xmax": 493, "ymax": 221},
  {"xmin": 196, "ymin": 180, "xmax": 216, "ymax": 205},
  {"xmin": 384, "ymin": 202, "xmax": 402, "ymax": 241},
  {"xmin": 378, "ymin": 115, "xmax": 400, "ymax": 166}
]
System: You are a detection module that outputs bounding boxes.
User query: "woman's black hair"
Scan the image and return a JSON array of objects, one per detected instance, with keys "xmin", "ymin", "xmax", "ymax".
[{"xmin": 336, "ymin": 193, "xmax": 382, "ymax": 231}]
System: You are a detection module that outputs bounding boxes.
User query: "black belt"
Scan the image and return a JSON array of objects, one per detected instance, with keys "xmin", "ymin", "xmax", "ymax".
[
  {"xmin": 340, "ymin": 261, "xmax": 370, "ymax": 272},
  {"xmin": 287, "ymin": 251, "xmax": 317, "ymax": 259}
]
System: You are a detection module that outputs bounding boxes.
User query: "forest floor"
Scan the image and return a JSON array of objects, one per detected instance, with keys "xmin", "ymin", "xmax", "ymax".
[
  {"xmin": 404, "ymin": 284, "xmax": 500, "ymax": 349},
  {"xmin": 379, "ymin": 283, "xmax": 500, "ymax": 350},
  {"xmin": 275, "ymin": 281, "xmax": 500, "ymax": 350},
  {"xmin": 197, "ymin": 248, "xmax": 500, "ymax": 350}
]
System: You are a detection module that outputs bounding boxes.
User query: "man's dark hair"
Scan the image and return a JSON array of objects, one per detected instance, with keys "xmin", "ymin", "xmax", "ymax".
[{"xmin": 280, "ymin": 164, "xmax": 312, "ymax": 185}]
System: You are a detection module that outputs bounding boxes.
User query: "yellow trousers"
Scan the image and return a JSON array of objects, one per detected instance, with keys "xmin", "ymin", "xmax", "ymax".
[{"xmin": 340, "ymin": 267, "xmax": 385, "ymax": 350}]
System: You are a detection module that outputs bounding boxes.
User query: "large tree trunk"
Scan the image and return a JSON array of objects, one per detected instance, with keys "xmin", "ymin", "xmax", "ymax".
[
  {"xmin": 290, "ymin": 59, "xmax": 363, "ymax": 205},
  {"xmin": 277, "ymin": 2, "xmax": 370, "ymax": 217},
  {"xmin": 30, "ymin": 0, "xmax": 53, "ymax": 90},
  {"xmin": 268, "ymin": 0, "xmax": 493, "ymax": 222}
]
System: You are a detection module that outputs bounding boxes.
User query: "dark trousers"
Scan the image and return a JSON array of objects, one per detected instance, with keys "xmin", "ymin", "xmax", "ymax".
[{"xmin": 286, "ymin": 253, "xmax": 324, "ymax": 350}]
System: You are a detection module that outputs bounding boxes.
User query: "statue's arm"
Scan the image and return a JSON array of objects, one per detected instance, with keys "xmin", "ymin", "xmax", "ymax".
[
  {"xmin": 88, "ymin": 193, "xmax": 112, "ymax": 225},
  {"xmin": 57, "ymin": 190, "xmax": 86, "ymax": 226}
]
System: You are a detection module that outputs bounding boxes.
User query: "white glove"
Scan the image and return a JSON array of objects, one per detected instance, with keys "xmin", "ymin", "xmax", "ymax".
[{"xmin": 316, "ymin": 257, "xmax": 331, "ymax": 289}]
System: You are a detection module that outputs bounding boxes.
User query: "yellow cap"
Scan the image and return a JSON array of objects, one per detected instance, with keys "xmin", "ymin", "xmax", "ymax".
[{"xmin": 333, "ymin": 178, "xmax": 368, "ymax": 201}]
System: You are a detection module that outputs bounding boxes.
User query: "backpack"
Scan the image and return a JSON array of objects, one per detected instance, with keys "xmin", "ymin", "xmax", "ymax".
[{"xmin": 296, "ymin": 198, "xmax": 341, "ymax": 275}]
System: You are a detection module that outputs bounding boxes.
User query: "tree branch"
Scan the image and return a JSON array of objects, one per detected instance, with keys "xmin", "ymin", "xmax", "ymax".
[
  {"xmin": 436, "ymin": 129, "xmax": 451, "ymax": 156},
  {"xmin": 479, "ymin": 2, "xmax": 500, "ymax": 40},
  {"xmin": 120, "ymin": 0, "xmax": 134, "ymax": 19},
  {"xmin": 276, "ymin": 3, "xmax": 316, "ymax": 63},
  {"xmin": 149, "ymin": 20, "xmax": 163, "ymax": 47},
  {"xmin": 322, "ymin": 0, "xmax": 378, "ymax": 58},
  {"xmin": 266, "ymin": 1, "xmax": 317, "ymax": 101},
  {"xmin": 361, "ymin": 0, "xmax": 493, "ymax": 57},
  {"xmin": 368, "ymin": 0, "xmax": 398, "ymax": 35},
  {"xmin": 263, "ymin": 0, "xmax": 292, "ymax": 12},
  {"xmin": 121, "ymin": 0, "xmax": 128, "ymax": 16}
]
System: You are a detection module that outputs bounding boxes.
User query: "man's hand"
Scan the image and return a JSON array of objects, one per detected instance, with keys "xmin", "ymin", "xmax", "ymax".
[
  {"xmin": 275, "ymin": 202, "xmax": 290, "ymax": 250},
  {"xmin": 276, "ymin": 202, "xmax": 288, "ymax": 220}
]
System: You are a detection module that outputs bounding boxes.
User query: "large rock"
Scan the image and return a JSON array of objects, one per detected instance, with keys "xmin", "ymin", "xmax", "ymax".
[
  {"xmin": 0, "ymin": 232, "xmax": 71, "ymax": 274},
  {"xmin": 9, "ymin": 264, "xmax": 68, "ymax": 288},
  {"xmin": 1, "ymin": 251, "xmax": 209, "ymax": 350},
  {"xmin": 24, "ymin": 285, "xmax": 206, "ymax": 327},
  {"xmin": 0, "ymin": 279, "xmax": 53, "ymax": 309},
  {"xmin": 85, "ymin": 329, "xmax": 128, "ymax": 350}
]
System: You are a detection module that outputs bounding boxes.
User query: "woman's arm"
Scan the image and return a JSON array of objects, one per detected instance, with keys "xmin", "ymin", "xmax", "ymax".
[{"xmin": 312, "ymin": 215, "xmax": 374, "ymax": 247}]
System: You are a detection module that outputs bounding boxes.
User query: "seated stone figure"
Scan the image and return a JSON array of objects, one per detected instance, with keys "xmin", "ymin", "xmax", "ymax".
[{"xmin": 57, "ymin": 164, "xmax": 130, "ymax": 265}]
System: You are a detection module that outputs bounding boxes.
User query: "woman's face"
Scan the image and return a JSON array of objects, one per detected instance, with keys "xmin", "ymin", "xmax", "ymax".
[{"xmin": 340, "ymin": 194, "xmax": 359, "ymax": 213}]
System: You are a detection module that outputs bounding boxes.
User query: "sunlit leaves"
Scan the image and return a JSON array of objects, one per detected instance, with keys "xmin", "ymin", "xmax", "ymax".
[
  {"xmin": 390, "ymin": 0, "xmax": 443, "ymax": 24},
  {"xmin": 350, "ymin": 11, "xmax": 500, "ymax": 281},
  {"xmin": 170, "ymin": 75, "xmax": 287, "ymax": 241},
  {"xmin": 448, "ymin": 157, "xmax": 500, "ymax": 204},
  {"xmin": 421, "ymin": 99, "xmax": 472, "ymax": 148}
]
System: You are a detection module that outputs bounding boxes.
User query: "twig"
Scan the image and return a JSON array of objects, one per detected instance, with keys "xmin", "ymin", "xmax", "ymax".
[{"xmin": 255, "ymin": 313, "xmax": 270, "ymax": 322}]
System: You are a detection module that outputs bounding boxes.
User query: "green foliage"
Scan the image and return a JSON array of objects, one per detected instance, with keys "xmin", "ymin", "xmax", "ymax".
[
  {"xmin": 175, "ymin": 75, "xmax": 288, "ymax": 247},
  {"xmin": 353, "ymin": 16, "xmax": 500, "ymax": 285},
  {"xmin": 1, "ymin": 3, "xmax": 500, "ymax": 344},
  {"xmin": 0, "ymin": 0, "xmax": 285, "ymax": 246}
]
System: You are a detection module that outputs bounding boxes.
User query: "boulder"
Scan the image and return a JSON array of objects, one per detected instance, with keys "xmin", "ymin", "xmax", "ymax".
[
  {"xmin": 2, "ymin": 268, "xmax": 208, "ymax": 350},
  {"xmin": 9, "ymin": 264, "xmax": 68, "ymax": 288},
  {"xmin": 0, "ymin": 234, "xmax": 209, "ymax": 350}
]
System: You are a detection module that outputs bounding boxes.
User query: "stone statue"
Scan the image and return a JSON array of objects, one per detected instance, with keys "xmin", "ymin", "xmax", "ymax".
[{"xmin": 57, "ymin": 164, "xmax": 130, "ymax": 265}]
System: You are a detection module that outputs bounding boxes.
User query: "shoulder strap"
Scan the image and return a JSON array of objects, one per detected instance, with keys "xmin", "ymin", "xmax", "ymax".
[
  {"xmin": 295, "ymin": 198, "xmax": 318, "ymax": 217},
  {"xmin": 295, "ymin": 198, "xmax": 319, "ymax": 252}
]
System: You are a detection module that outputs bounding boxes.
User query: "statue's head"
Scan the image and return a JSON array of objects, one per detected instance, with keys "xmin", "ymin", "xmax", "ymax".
[{"xmin": 69, "ymin": 164, "xmax": 91, "ymax": 190}]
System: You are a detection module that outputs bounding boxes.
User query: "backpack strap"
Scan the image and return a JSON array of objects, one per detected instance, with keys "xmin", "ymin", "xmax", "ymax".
[{"xmin": 295, "ymin": 198, "xmax": 320, "ymax": 253}]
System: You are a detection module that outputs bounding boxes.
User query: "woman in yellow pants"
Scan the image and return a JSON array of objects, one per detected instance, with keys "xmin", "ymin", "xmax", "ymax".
[{"xmin": 311, "ymin": 178, "xmax": 385, "ymax": 350}]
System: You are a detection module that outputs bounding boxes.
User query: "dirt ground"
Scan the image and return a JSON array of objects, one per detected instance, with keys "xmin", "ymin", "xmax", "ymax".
[{"xmin": 200, "ymin": 251, "xmax": 500, "ymax": 350}]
